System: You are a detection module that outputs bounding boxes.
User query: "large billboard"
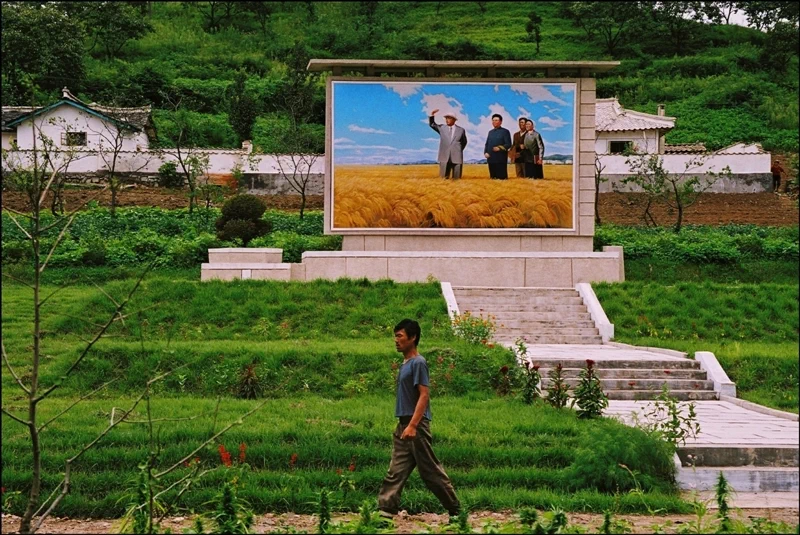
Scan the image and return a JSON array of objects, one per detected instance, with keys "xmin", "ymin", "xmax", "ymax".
[{"xmin": 330, "ymin": 80, "xmax": 577, "ymax": 231}]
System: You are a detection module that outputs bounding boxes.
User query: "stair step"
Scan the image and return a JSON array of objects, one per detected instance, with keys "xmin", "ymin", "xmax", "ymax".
[
  {"xmin": 677, "ymin": 465, "xmax": 799, "ymax": 492},
  {"xmin": 461, "ymin": 311, "xmax": 594, "ymax": 321},
  {"xmin": 494, "ymin": 320, "xmax": 598, "ymax": 329},
  {"xmin": 460, "ymin": 304, "xmax": 591, "ymax": 313},
  {"xmin": 533, "ymin": 368, "xmax": 708, "ymax": 379},
  {"xmin": 453, "ymin": 288, "xmax": 578, "ymax": 297},
  {"xmin": 498, "ymin": 328, "xmax": 600, "ymax": 336},
  {"xmin": 457, "ymin": 296, "xmax": 585, "ymax": 305},
  {"xmin": 542, "ymin": 378, "xmax": 714, "ymax": 391},
  {"xmin": 605, "ymin": 390, "xmax": 718, "ymax": 401},
  {"xmin": 497, "ymin": 335, "xmax": 603, "ymax": 344},
  {"xmin": 678, "ymin": 446, "xmax": 799, "ymax": 468},
  {"xmin": 520, "ymin": 358, "xmax": 701, "ymax": 370}
]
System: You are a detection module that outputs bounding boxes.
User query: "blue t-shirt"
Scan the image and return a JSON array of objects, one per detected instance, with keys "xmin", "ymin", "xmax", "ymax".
[{"xmin": 395, "ymin": 355, "xmax": 432, "ymax": 421}]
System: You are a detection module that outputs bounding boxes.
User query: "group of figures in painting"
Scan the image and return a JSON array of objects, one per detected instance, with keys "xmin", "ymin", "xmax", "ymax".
[{"xmin": 429, "ymin": 111, "xmax": 545, "ymax": 181}]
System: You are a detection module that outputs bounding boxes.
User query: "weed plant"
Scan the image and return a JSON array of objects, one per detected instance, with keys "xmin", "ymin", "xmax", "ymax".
[{"xmin": 570, "ymin": 360, "xmax": 609, "ymax": 419}]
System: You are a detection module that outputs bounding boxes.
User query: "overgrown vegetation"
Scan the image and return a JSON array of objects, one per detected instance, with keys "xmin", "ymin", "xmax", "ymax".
[{"xmin": 1, "ymin": 2, "xmax": 797, "ymax": 153}]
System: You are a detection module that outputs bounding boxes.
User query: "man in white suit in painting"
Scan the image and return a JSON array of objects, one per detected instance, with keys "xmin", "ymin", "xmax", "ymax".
[{"xmin": 429, "ymin": 109, "xmax": 468, "ymax": 179}]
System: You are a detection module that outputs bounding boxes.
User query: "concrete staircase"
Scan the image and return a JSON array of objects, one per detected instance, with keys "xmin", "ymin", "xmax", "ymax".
[
  {"xmin": 533, "ymin": 358, "xmax": 718, "ymax": 401},
  {"xmin": 452, "ymin": 286, "xmax": 603, "ymax": 344}
]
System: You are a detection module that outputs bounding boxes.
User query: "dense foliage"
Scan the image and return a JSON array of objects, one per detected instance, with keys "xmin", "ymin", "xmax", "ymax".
[{"xmin": 1, "ymin": 2, "xmax": 796, "ymax": 152}]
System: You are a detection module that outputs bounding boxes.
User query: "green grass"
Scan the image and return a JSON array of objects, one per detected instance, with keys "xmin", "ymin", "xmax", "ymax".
[
  {"xmin": 1, "ymin": 395, "xmax": 684, "ymax": 518},
  {"xmin": 625, "ymin": 259, "xmax": 800, "ymax": 284},
  {"xmin": 594, "ymin": 282, "xmax": 799, "ymax": 413}
]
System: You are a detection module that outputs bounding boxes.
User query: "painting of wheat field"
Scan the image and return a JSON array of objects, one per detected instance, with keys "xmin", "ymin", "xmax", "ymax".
[{"xmin": 332, "ymin": 164, "xmax": 573, "ymax": 229}]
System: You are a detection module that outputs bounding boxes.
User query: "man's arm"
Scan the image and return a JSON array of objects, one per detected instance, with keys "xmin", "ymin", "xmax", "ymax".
[
  {"xmin": 400, "ymin": 384, "xmax": 429, "ymax": 440},
  {"xmin": 429, "ymin": 108, "xmax": 440, "ymax": 133}
]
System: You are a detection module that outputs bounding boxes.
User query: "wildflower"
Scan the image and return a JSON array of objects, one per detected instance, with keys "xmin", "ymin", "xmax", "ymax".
[
  {"xmin": 532, "ymin": 364, "xmax": 540, "ymax": 371},
  {"xmin": 628, "ymin": 381, "xmax": 636, "ymax": 387},
  {"xmin": 391, "ymin": 362, "xmax": 398, "ymax": 370},
  {"xmin": 437, "ymin": 356, "xmax": 444, "ymax": 364},
  {"xmin": 487, "ymin": 343, "xmax": 495, "ymax": 348},
  {"xmin": 586, "ymin": 359, "xmax": 595, "ymax": 367},
  {"xmin": 444, "ymin": 373, "xmax": 452, "ymax": 382},
  {"xmin": 239, "ymin": 442, "xmax": 247, "ymax": 464},
  {"xmin": 664, "ymin": 370, "xmax": 672, "ymax": 374},
  {"xmin": 218, "ymin": 444, "xmax": 232, "ymax": 467},
  {"xmin": 500, "ymin": 365, "xmax": 509, "ymax": 374},
  {"xmin": 448, "ymin": 363, "xmax": 455, "ymax": 369},
  {"xmin": 289, "ymin": 453, "xmax": 298, "ymax": 469},
  {"xmin": 349, "ymin": 461, "xmax": 356, "ymax": 472},
  {"xmin": 336, "ymin": 468, "xmax": 343, "ymax": 476}
]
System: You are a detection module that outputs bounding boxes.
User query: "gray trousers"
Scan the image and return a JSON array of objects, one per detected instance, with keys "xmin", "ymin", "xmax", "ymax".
[
  {"xmin": 377, "ymin": 419, "xmax": 460, "ymax": 515},
  {"xmin": 439, "ymin": 160, "xmax": 462, "ymax": 179}
]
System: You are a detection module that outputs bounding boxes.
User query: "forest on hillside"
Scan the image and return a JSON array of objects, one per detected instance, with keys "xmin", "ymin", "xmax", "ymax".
[{"xmin": 2, "ymin": 1, "xmax": 798, "ymax": 154}]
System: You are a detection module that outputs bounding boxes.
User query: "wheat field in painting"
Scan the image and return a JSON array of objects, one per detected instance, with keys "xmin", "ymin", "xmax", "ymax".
[{"xmin": 332, "ymin": 164, "xmax": 573, "ymax": 229}]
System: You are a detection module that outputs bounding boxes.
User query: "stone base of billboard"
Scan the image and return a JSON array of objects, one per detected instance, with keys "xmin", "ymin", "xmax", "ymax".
[
  {"xmin": 201, "ymin": 247, "xmax": 624, "ymax": 286},
  {"xmin": 342, "ymin": 235, "xmax": 594, "ymax": 252}
]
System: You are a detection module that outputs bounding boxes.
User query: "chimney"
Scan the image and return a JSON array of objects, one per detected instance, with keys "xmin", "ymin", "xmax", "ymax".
[
  {"xmin": 657, "ymin": 104, "xmax": 665, "ymax": 116},
  {"xmin": 62, "ymin": 87, "xmax": 70, "ymax": 99}
]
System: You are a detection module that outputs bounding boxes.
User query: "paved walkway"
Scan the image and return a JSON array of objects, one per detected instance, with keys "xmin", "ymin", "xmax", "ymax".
[
  {"xmin": 606, "ymin": 400, "xmax": 799, "ymax": 448},
  {"xmin": 521, "ymin": 343, "xmax": 686, "ymax": 361}
]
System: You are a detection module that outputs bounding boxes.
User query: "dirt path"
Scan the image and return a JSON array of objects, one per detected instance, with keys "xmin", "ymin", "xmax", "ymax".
[
  {"xmin": 2, "ymin": 187, "xmax": 797, "ymax": 226},
  {"xmin": 3, "ymin": 508, "xmax": 798, "ymax": 534}
]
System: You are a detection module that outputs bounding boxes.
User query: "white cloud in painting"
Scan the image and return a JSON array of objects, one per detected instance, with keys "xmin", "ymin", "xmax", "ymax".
[
  {"xmin": 383, "ymin": 83, "xmax": 423, "ymax": 99},
  {"xmin": 546, "ymin": 140, "xmax": 573, "ymax": 154},
  {"xmin": 348, "ymin": 124, "xmax": 393, "ymax": 134},
  {"xmin": 538, "ymin": 116, "xmax": 567, "ymax": 131},
  {"xmin": 509, "ymin": 84, "xmax": 568, "ymax": 105},
  {"xmin": 421, "ymin": 93, "xmax": 468, "ymax": 123},
  {"xmin": 517, "ymin": 107, "xmax": 531, "ymax": 120},
  {"xmin": 334, "ymin": 137, "xmax": 355, "ymax": 144}
]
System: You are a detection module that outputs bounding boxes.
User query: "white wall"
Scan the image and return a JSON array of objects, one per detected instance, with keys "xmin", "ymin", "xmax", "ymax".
[
  {"xmin": 13, "ymin": 104, "xmax": 147, "ymax": 152},
  {"xmin": 595, "ymin": 130, "xmax": 659, "ymax": 154},
  {"xmin": 1, "ymin": 132, "xmax": 15, "ymax": 151},
  {"xmin": 597, "ymin": 153, "xmax": 771, "ymax": 175}
]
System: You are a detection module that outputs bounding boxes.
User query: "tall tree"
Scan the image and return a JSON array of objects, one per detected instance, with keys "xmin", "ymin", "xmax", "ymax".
[
  {"xmin": 526, "ymin": 11, "xmax": 543, "ymax": 54},
  {"xmin": 699, "ymin": 1, "xmax": 740, "ymax": 24},
  {"xmin": 740, "ymin": 1, "xmax": 798, "ymax": 30},
  {"xmin": 241, "ymin": 1, "xmax": 276, "ymax": 37},
  {"xmin": 77, "ymin": 2, "xmax": 153, "ymax": 60},
  {"xmin": 1, "ymin": 2, "xmax": 86, "ymax": 104},
  {"xmin": 228, "ymin": 71, "xmax": 258, "ymax": 145},
  {"xmin": 565, "ymin": 1, "xmax": 648, "ymax": 57},
  {"xmin": 647, "ymin": 1, "xmax": 702, "ymax": 55},
  {"xmin": 184, "ymin": 1, "xmax": 237, "ymax": 33}
]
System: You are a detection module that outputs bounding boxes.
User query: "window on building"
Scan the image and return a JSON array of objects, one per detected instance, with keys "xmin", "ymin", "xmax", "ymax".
[
  {"xmin": 609, "ymin": 141, "xmax": 633, "ymax": 154},
  {"xmin": 62, "ymin": 132, "xmax": 87, "ymax": 146}
]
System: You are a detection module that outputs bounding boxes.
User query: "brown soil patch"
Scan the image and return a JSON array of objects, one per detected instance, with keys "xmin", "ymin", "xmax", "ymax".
[
  {"xmin": 3, "ymin": 508, "xmax": 798, "ymax": 534},
  {"xmin": 1, "ymin": 186, "xmax": 797, "ymax": 227}
]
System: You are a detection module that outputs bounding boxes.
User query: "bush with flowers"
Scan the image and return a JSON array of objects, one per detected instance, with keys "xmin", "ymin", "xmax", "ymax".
[{"xmin": 450, "ymin": 310, "xmax": 497, "ymax": 345}]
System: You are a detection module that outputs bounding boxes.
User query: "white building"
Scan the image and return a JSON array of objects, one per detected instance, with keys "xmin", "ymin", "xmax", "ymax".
[{"xmin": 2, "ymin": 88, "xmax": 154, "ymax": 152}]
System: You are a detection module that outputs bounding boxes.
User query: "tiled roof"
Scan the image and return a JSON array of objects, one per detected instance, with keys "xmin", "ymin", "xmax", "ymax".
[
  {"xmin": 714, "ymin": 142, "xmax": 766, "ymax": 155},
  {"xmin": 665, "ymin": 143, "xmax": 707, "ymax": 154},
  {"xmin": 596, "ymin": 98, "xmax": 675, "ymax": 132},
  {"xmin": 1, "ymin": 108, "xmax": 34, "ymax": 132}
]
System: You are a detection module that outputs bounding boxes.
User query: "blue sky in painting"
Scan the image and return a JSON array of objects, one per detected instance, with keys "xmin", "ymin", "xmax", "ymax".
[{"xmin": 332, "ymin": 81, "xmax": 576, "ymax": 165}]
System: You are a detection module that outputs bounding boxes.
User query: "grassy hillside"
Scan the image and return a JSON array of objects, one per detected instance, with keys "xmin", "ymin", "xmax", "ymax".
[{"xmin": 3, "ymin": 1, "xmax": 798, "ymax": 153}]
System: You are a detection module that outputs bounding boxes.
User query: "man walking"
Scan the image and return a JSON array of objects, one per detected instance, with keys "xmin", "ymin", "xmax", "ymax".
[
  {"xmin": 429, "ymin": 109, "xmax": 468, "ymax": 179},
  {"xmin": 484, "ymin": 114, "xmax": 512, "ymax": 179},
  {"xmin": 378, "ymin": 319, "xmax": 461, "ymax": 520}
]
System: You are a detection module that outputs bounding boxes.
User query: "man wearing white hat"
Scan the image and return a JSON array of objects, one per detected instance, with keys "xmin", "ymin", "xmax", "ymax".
[{"xmin": 429, "ymin": 109, "xmax": 468, "ymax": 179}]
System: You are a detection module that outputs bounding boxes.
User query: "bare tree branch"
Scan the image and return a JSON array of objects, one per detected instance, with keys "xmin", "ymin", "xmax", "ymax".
[
  {"xmin": 2, "ymin": 342, "xmax": 31, "ymax": 395},
  {"xmin": 2, "ymin": 271, "xmax": 35, "ymax": 290},
  {"xmin": 39, "ymin": 280, "xmax": 75, "ymax": 308},
  {"xmin": 31, "ymin": 481, "xmax": 64, "ymax": 519},
  {"xmin": 38, "ymin": 186, "xmax": 109, "ymax": 234},
  {"xmin": 39, "ymin": 213, "xmax": 77, "ymax": 274},
  {"xmin": 38, "ymin": 378, "xmax": 118, "ymax": 433},
  {"xmin": 34, "ymin": 265, "xmax": 152, "ymax": 403},
  {"xmin": 156, "ymin": 399, "xmax": 268, "ymax": 479},
  {"xmin": 32, "ymin": 391, "xmax": 147, "ymax": 532},
  {"xmin": 2, "ymin": 205, "xmax": 33, "ymax": 220},
  {"xmin": 4, "ymin": 211, "xmax": 33, "ymax": 240},
  {"xmin": 1, "ymin": 406, "xmax": 31, "ymax": 426}
]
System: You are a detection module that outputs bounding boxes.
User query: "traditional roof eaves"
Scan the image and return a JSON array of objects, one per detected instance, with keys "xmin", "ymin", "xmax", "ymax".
[{"xmin": 5, "ymin": 100, "xmax": 142, "ymax": 132}]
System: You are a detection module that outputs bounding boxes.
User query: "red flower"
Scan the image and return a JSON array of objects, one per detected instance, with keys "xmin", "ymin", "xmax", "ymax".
[
  {"xmin": 349, "ymin": 462, "xmax": 356, "ymax": 472},
  {"xmin": 586, "ymin": 359, "xmax": 595, "ymax": 368},
  {"xmin": 664, "ymin": 370, "xmax": 672, "ymax": 374},
  {"xmin": 218, "ymin": 444, "xmax": 232, "ymax": 467},
  {"xmin": 487, "ymin": 343, "xmax": 495, "ymax": 348},
  {"xmin": 628, "ymin": 381, "xmax": 636, "ymax": 387},
  {"xmin": 336, "ymin": 468, "xmax": 343, "ymax": 476},
  {"xmin": 289, "ymin": 453, "xmax": 298, "ymax": 469},
  {"xmin": 532, "ymin": 364, "xmax": 540, "ymax": 371},
  {"xmin": 448, "ymin": 363, "xmax": 455, "ymax": 369},
  {"xmin": 500, "ymin": 366, "xmax": 509, "ymax": 374},
  {"xmin": 239, "ymin": 442, "xmax": 247, "ymax": 464},
  {"xmin": 391, "ymin": 362, "xmax": 398, "ymax": 370},
  {"xmin": 437, "ymin": 356, "xmax": 444, "ymax": 364}
]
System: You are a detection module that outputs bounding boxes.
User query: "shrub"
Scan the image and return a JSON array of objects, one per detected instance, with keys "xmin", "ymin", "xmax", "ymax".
[
  {"xmin": 451, "ymin": 311, "xmax": 497, "ymax": 345},
  {"xmin": 157, "ymin": 161, "xmax": 183, "ymax": 189},
  {"xmin": 570, "ymin": 359, "xmax": 609, "ymax": 419},
  {"xmin": 215, "ymin": 194, "xmax": 271, "ymax": 246},
  {"xmin": 546, "ymin": 364, "xmax": 570, "ymax": 409}
]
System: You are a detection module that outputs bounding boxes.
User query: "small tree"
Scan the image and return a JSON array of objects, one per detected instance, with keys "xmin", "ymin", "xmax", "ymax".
[
  {"xmin": 526, "ymin": 11, "xmax": 543, "ymax": 54},
  {"xmin": 215, "ymin": 194, "xmax": 272, "ymax": 246},
  {"xmin": 594, "ymin": 154, "xmax": 607, "ymax": 225},
  {"xmin": 570, "ymin": 359, "xmax": 608, "ymax": 418},
  {"xmin": 545, "ymin": 364, "xmax": 570, "ymax": 409},
  {"xmin": 622, "ymin": 153, "xmax": 731, "ymax": 232},
  {"xmin": 87, "ymin": 104, "xmax": 155, "ymax": 216},
  {"xmin": 228, "ymin": 70, "xmax": 258, "ymax": 145}
]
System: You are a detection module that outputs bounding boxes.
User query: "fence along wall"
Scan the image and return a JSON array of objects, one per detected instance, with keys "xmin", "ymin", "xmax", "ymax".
[{"xmin": 0, "ymin": 149, "xmax": 325, "ymax": 194}]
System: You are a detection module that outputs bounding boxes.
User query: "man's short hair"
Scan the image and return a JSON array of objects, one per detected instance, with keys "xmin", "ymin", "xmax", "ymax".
[
  {"xmin": 394, "ymin": 318, "xmax": 421, "ymax": 346},
  {"xmin": 492, "ymin": 114, "xmax": 503, "ymax": 121}
]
